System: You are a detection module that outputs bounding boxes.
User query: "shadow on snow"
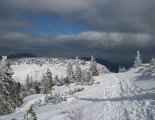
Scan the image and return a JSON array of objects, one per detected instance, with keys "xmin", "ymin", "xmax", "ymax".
[{"xmin": 79, "ymin": 92, "xmax": 155, "ymax": 102}]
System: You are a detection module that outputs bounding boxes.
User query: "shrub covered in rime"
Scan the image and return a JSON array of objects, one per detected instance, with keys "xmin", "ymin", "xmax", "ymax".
[{"xmin": 44, "ymin": 93, "xmax": 67, "ymax": 104}]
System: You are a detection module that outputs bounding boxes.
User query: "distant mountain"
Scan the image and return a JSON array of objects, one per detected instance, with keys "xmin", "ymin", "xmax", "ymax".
[
  {"xmin": 81, "ymin": 57, "xmax": 131, "ymax": 72},
  {"xmin": 8, "ymin": 53, "xmax": 36, "ymax": 58}
]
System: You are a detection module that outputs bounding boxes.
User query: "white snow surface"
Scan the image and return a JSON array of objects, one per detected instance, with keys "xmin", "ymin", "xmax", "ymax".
[
  {"xmin": 10, "ymin": 58, "xmax": 109, "ymax": 84},
  {"xmin": 0, "ymin": 70, "xmax": 155, "ymax": 120}
]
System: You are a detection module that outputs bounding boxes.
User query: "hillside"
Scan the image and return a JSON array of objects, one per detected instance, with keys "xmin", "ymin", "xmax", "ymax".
[
  {"xmin": 10, "ymin": 57, "xmax": 109, "ymax": 83},
  {"xmin": 0, "ymin": 58, "xmax": 155, "ymax": 120}
]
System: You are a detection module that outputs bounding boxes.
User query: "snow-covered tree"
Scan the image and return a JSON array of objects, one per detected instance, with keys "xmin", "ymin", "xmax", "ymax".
[
  {"xmin": 33, "ymin": 80, "xmax": 41, "ymax": 94},
  {"xmin": 66, "ymin": 63, "xmax": 74, "ymax": 83},
  {"xmin": 150, "ymin": 58, "xmax": 155, "ymax": 65},
  {"xmin": 74, "ymin": 57, "xmax": 82, "ymax": 83},
  {"xmin": 40, "ymin": 69, "xmax": 54, "ymax": 94},
  {"xmin": 23, "ymin": 75, "xmax": 36, "ymax": 96},
  {"xmin": 40, "ymin": 74, "xmax": 48, "ymax": 94},
  {"xmin": 82, "ymin": 71, "xmax": 94, "ymax": 85},
  {"xmin": 118, "ymin": 66, "xmax": 126, "ymax": 73},
  {"xmin": 133, "ymin": 50, "xmax": 142, "ymax": 68},
  {"xmin": 44, "ymin": 93, "xmax": 67, "ymax": 104},
  {"xmin": 24, "ymin": 105, "xmax": 37, "ymax": 120},
  {"xmin": 89, "ymin": 55, "xmax": 99, "ymax": 76},
  {"xmin": 0, "ymin": 56, "xmax": 22, "ymax": 115},
  {"xmin": 46, "ymin": 68, "xmax": 54, "ymax": 91},
  {"xmin": 54, "ymin": 75, "xmax": 63, "ymax": 86},
  {"xmin": 25, "ymin": 74, "xmax": 31, "ymax": 90}
]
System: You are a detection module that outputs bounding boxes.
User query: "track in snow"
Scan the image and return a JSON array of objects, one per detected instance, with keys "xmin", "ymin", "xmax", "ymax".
[
  {"xmin": 79, "ymin": 73, "xmax": 155, "ymax": 120},
  {"xmin": 1, "ymin": 73, "xmax": 155, "ymax": 120}
]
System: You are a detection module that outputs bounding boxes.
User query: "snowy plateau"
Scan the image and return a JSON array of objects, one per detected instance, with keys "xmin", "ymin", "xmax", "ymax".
[{"xmin": 0, "ymin": 57, "xmax": 155, "ymax": 120}]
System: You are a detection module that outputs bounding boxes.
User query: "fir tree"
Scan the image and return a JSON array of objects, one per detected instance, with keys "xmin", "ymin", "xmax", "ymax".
[
  {"xmin": 40, "ymin": 69, "xmax": 54, "ymax": 94},
  {"xmin": 89, "ymin": 55, "xmax": 99, "ymax": 76},
  {"xmin": 46, "ymin": 68, "xmax": 54, "ymax": 91},
  {"xmin": 40, "ymin": 74, "xmax": 48, "ymax": 94},
  {"xmin": 25, "ymin": 74, "xmax": 31, "ymax": 90},
  {"xmin": 82, "ymin": 71, "xmax": 94, "ymax": 85},
  {"xmin": 24, "ymin": 105, "xmax": 37, "ymax": 120},
  {"xmin": 133, "ymin": 50, "xmax": 142, "ymax": 68},
  {"xmin": 54, "ymin": 75, "xmax": 61, "ymax": 86},
  {"xmin": 33, "ymin": 80, "xmax": 41, "ymax": 94},
  {"xmin": 24, "ymin": 75, "xmax": 35, "ymax": 96},
  {"xmin": 0, "ymin": 56, "xmax": 23, "ymax": 115},
  {"xmin": 66, "ymin": 63, "xmax": 74, "ymax": 83},
  {"xmin": 118, "ymin": 66, "xmax": 126, "ymax": 73},
  {"xmin": 74, "ymin": 57, "xmax": 82, "ymax": 83}
]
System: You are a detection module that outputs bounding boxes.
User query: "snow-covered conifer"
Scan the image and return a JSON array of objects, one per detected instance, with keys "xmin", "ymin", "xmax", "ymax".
[
  {"xmin": 82, "ymin": 71, "xmax": 94, "ymax": 85},
  {"xmin": 25, "ymin": 74, "xmax": 31, "ymax": 90},
  {"xmin": 54, "ymin": 75, "xmax": 62, "ymax": 86},
  {"xmin": 66, "ymin": 63, "xmax": 74, "ymax": 83},
  {"xmin": 133, "ymin": 50, "xmax": 142, "ymax": 68},
  {"xmin": 40, "ymin": 69, "xmax": 54, "ymax": 94},
  {"xmin": 0, "ymin": 56, "xmax": 22, "ymax": 115},
  {"xmin": 150, "ymin": 58, "xmax": 155, "ymax": 65},
  {"xmin": 118, "ymin": 66, "xmax": 126, "ymax": 73},
  {"xmin": 46, "ymin": 68, "xmax": 54, "ymax": 91},
  {"xmin": 74, "ymin": 58, "xmax": 82, "ymax": 83},
  {"xmin": 89, "ymin": 55, "xmax": 99, "ymax": 76},
  {"xmin": 40, "ymin": 74, "xmax": 48, "ymax": 94},
  {"xmin": 23, "ymin": 75, "xmax": 36, "ymax": 96},
  {"xmin": 24, "ymin": 105, "xmax": 37, "ymax": 120}
]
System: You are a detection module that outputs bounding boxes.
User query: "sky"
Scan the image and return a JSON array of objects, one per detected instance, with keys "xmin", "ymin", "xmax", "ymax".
[{"xmin": 0, "ymin": 0, "xmax": 155, "ymax": 64}]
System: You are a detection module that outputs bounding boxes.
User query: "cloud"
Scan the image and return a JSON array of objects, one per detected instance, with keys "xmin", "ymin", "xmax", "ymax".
[
  {"xmin": 0, "ymin": 0, "xmax": 155, "ymax": 63},
  {"xmin": 0, "ymin": 0, "xmax": 155, "ymax": 33},
  {"xmin": 0, "ymin": 31, "xmax": 154, "ymax": 62}
]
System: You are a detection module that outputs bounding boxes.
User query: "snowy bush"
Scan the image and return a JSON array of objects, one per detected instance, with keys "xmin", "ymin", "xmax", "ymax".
[
  {"xmin": 65, "ymin": 108, "xmax": 83, "ymax": 120},
  {"xmin": 68, "ymin": 87, "xmax": 85, "ymax": 95},
  {"xmin": 137, "ymin": 57, "xmax": 155, "ymax": 78},
  {"xmin": 44, "ymin": 93, "xmax": 67, "ymax": 104}
]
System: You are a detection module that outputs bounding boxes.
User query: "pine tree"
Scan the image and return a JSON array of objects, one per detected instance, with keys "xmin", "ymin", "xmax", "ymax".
[
  {"xmin": 25, "ymin": 74, "xmax": 31, "ymax": 90},
  {"xmin": 66, "ymin": 63, "xmax": 74, "ymax": 83},
  {"xmin": 24, "ymin": 105, "xmax": 37, "ymax": 120},
  {"xmin": 74, "ymin": 57, "xmax": 82, "ymax": 83},
  {"xmin": 150, "ymin": 58, "xmax": 155, "ymax": 65},
  {"xmin": 0, "ymin": 56, "xmax": 23, "ymax": 115},
  {"xmin": 82, "ymin": 71, "xmax": 94, "ymax": 85},
  {"xmin": 133, "ymin": 50, "xmax": 142, "ymax": 68},
  {"xmin": 46, "ymin": 68, "xmax": 54, "ymax": 91},
  {"xmin": 24, "ymin": 75, "xmax": 35, "ymax": 96},
  {"xmin": 33, "ymin": 80, "xmax": 41, "ymax": 94},
  {"xmin": 89, "ymin": 55, "xmax": 99, "ymax": 76},
  {"xmin": 118, "ymin": 66, "xmax": 126, "ymax": 73},
  {"xmin": 40, "ymin": 69, "xmax": 54, "ymax": 94},
  {"xmin": 54, "ymin": 75, "xmax": 59, "ymax": 85},
  {"xmin": 40, "ymin": 74, "xmax": 48, "ymax": 94}
]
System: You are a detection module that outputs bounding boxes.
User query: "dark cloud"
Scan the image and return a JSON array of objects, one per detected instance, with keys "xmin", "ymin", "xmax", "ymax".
[
  {"xmin": 0, "ymin": 0, "xmax": 155, "ymax": 33},
  {"xmin": 0, "ymin": 31, "xmax": 155, "ymax": 63},
  {"xmin": 0, "ymin": 0, "xmax": 155, "ymax": 63}
]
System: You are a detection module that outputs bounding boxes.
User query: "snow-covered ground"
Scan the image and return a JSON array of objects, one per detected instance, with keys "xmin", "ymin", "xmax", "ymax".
[
  {"xmin": 11, "ymin": 58, "xmax": 109, "ymax": 84},
  {"xmin": 1, "ymin": 58, "xmax": 155, "ymax": 120},
  {"xmin": 1, "ymin": 69, "xmax": 155, "ymax": 120},
  {"xmin": 124, "ymin": 66, "xmax": 155, "ymax": 97}
]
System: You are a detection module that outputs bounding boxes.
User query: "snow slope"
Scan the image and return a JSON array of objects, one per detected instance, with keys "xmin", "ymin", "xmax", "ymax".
[
  {"xmin": 1, "ymin": 72, "xmax": 155, "ymax": 120},
  {"xmin": 124, "ymin": 66, "xmax": 155, "ymax": 96},
  {"xmin": 10, "ymin": 58, "xmax": 109, "ymax": 84}
]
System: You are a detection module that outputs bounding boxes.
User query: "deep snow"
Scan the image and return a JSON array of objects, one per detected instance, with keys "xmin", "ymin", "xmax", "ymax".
[
  {"xmin": 0, "ymin": 59, "xmax": 155, "ymax": 120},
  {"xmin": 0, "ymin": 72, "xmax": 155, "ymax": 120}
]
